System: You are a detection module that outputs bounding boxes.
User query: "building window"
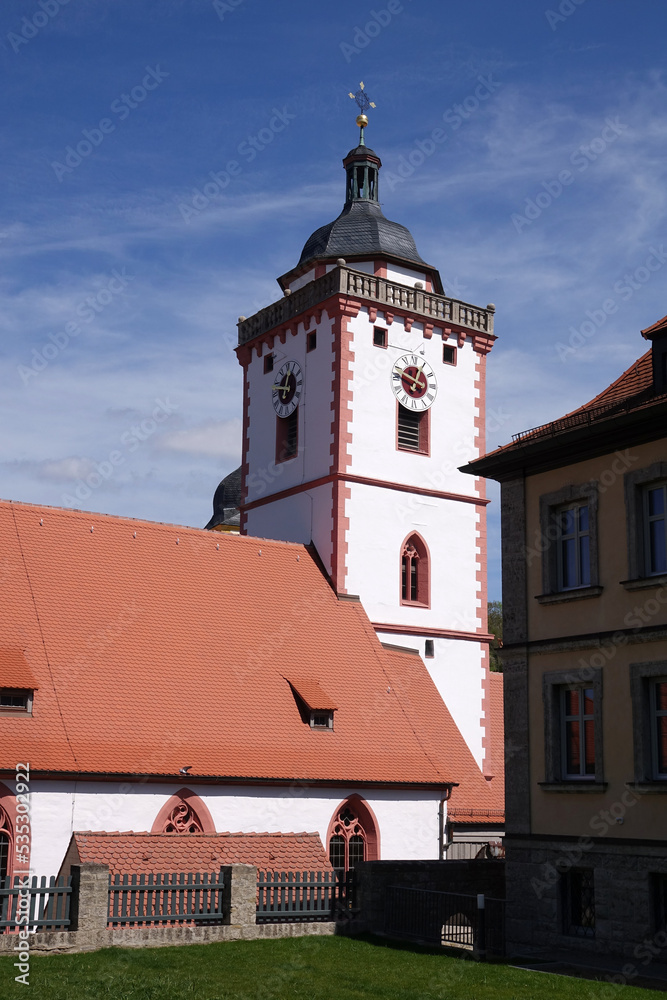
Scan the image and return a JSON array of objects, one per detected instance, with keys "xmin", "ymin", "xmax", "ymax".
[
  {"xmin": 401, "ymin": 533, "xmax": 429, "ymax": 607},
  {"xmin": 327, "ymin": 795, "xmax": 379, "ymax": 872},
  {"xmin": 538, "ymin": 483, "xmax": 599, "ymax": 599},
  {"xmin": 310, "ymin": 710, "xmax": 333, "ymax": 730},
  {"xmin": 264, "ymin": 353, "xmax": 274, "ymax": 374},
  {"xmin": 564, "ymin": 869, "xmax": 595, "ymax": 937},
  {"xmin": 0, "ymin": 689, "xmax": 32, "ymax": 714},
  {"xmin": 562, "ymin": 687, "xmax": 596, "ymax": 777},
  {"xmin": 644, "ymin": 483, "xmax": 667, "ymax": 576},
  {"xmin": 162, "ymin": 800, "xmax": 204, "ymax": 834},
  {"xmin": 0, "ymin": 805, "xmax": 11, "ymax": 881},
  {"xmin": 425, "ymin": 639, "xmax": 435, "ymax": 658},
  {"xmin": 443, "ymin": 345, "xmax": 457, "ymax": 365},
  {"xmin": 624, "ymin": 463, "xmax": 667, "ymax": 582},
  {"xmin": 373, "ymin": 327, "xmax": 387, "ymax": 348},
  {"xmin": 557, "ymin": 504, "xmax": 591, "ymax": 590},
  {"xmin": 276, "ymin": 410, "xmax": 298, "ymax": 463},
  {"xmin": 397, "ymin": 405, "xmax": 429, "ymax": 454},
  {"xmin": 542, "ymin": 668, "xmax": 604, "ymax": 786},
  {"xmin": 306, "ymin": 331, "xmax": 317, "ymax": 352},
  {"xmin": 630, "ymin": 660, "xmax": 667, "ymax": 783}
]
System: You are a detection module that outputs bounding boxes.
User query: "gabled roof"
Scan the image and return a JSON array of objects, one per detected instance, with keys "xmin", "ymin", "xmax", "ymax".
[
  {"xmin": 60, "ymin": 831, "xmax": 332, "ymax": 877},
  {"xmin": 642, "ymin": 313, "xmax": 667, "ymax": 338},
  {"xmin": 0, "ymin": 500, "xmax": 465, "ymax": 788},
  {"xmin": 380, "ymin": 646, "xmax": 504, "ymax": 822}
]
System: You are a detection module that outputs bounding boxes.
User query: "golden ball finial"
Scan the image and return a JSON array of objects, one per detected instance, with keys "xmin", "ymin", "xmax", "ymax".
[{"xmin": 356, "ymin": 113, "xmax": 368, "ymax": 128}]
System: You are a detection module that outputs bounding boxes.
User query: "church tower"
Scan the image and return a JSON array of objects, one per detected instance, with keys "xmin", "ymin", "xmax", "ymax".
[{"xmin": 234, "ymin": 109, "xmax": 496, "ymax": 768}]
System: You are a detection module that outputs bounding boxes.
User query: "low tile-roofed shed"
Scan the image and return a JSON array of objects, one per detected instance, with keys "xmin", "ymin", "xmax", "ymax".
[
  {"xmin": 59, "ymin": 831, "xmax": 332, "ymax": 878},
  {"xmin": 0, "ymin": 500, "xmax": 461, "ymax": 789}
]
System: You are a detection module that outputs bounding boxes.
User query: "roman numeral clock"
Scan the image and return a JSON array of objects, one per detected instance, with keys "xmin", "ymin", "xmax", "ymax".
[
  {"xmin": 272, "ymin": 360, "xmax": 303, "ymax": 417},
  {"xmin": 391, "ymin": 354, "xmax": 438, "ymax": 409}
]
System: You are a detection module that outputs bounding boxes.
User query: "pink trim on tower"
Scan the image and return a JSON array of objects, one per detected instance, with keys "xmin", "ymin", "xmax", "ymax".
[
  {"xmin": 372, "ymin": 622, "xmax": 494, "ymax": 643},
  {"xmin": 241, "ymin": 473, "xmax": 490, "ymax": 513},
  {"xmin": 236, "ymin": 344, "xmax": 252, "ymax": 535},
  {"xmin": 329, "ymin": 302, "xmax": 359, "ymax": 594},
  {"xmin": 473, "ymin": 343, "xmax": 492, "ymax": 771}
]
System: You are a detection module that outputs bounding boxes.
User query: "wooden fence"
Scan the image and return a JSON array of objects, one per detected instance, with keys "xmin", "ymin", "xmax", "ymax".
[
  {"xmin": 0, "ymin": 875, "xmax": 72, "ymax": 932},
  {"xmin": 256, "ymin": 871, "xmax": 338, "ymax": 923},
  {"xmin": 108, "ymin": 872, "xmax": 225, "ymax": 927}
]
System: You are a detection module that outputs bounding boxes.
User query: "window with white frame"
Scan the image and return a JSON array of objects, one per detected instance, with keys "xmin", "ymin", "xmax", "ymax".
[
  {"xmin": 644, "ymin": 483, "xmax": 667, "ymax": 576},
  {"xmin": 557, "ymin": 504, "xmax": 591, "ymax": 590},
  {"xmin": 562, "ymin": 687, "xmax": 596, "ymax": 778}
]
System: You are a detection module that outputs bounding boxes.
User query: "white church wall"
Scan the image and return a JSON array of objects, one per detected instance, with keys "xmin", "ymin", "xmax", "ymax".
[
  {"xmin": 245, "ymin": 482, "xmax": 334, "ymax": 570},
  {"xmin": 344, "ymin": 483, "xmax": 480, "ymax": 633},
  {"xmin": 345, "ymin": 308, "xmax": 481, "ymax": 496},
  {"xmin": 27, "ymin": 780, "xmax": 444, "ymax": 877},
  {"xmin": 244, "ymin": 312, "xmax": 335, "ymax": 506},
  {"xmin": 383, "ymin": 262, "xmax": 428, "ymax": 287}
]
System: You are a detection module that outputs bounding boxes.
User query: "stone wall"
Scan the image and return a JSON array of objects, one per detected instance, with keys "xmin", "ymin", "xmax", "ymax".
[
  {"xmin": 506, "ymin": 837, "xmax": 667, "ymax": 963},
  {"xmin": 0, "ymin": 863, "xmax": 335, "ymax": 956},
  {"xmin": 350, "ymin": 859, "xmax": 505, "ymax": 936}
]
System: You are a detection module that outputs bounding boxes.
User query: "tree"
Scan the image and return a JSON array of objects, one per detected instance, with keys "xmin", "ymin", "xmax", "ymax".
[{"xmin": 488, "ymin": 601, "xmax": 503, "ymax": 672}]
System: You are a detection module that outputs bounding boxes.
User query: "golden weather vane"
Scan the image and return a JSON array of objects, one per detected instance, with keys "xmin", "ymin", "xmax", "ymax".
[{"xmin": 348, "ymin": 81, "xmax": 376, "ymax": 144}]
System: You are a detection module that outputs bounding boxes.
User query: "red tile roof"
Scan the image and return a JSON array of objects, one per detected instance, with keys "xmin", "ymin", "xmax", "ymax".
[
  {"xmin": 0, "ymin": 500, "xmax": 466, "ymax": 788},
  {"xmin": 641, "ymin": 313, "xmax": 667, "ymax": 338},
  {"xmin": 61, "ymin": 831, "xmax": 332, "ymax": 877},
  {"xmin": 380, "ymin": 646, "xmax": 504, "ymax": 822},
  {"xmin": 284, "ymin": 677, "xmax": 338, "ymax": 711},
  {"xmin": 0, "ymin": 649, "xmax": 39, "ymax": 690}
]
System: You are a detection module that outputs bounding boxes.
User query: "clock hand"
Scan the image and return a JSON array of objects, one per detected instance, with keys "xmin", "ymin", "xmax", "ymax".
[{"xmin": 396, "ymin": 366, "xmax": 427, "ymax": 392}]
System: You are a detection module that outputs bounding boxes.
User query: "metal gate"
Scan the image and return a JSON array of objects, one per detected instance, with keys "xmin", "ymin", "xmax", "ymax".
[{"xmin": 384, "ymin": 886, "xmax": 505, "ymax": 959}]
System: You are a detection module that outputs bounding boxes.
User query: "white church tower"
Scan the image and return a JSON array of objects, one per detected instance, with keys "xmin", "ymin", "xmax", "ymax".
[{"xmin": 234, "ymin": 105, "xmax": 496, "ymax": 769}]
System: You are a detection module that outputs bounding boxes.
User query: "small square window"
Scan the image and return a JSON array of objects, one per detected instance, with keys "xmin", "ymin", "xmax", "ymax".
[
  {"xmin": 310, "ymin": 710, "xmax": 333, "ymax": 730},
  {"xmin": 306, "ymin": 331, "xmax": 317, "ymax": 352},
  {"xmin": 443, "ymin": 345, "xmax": 457, "ymax": 365},
  {"xmin": 373, "ymin": 327, "xmax": 387, "ymax": 348},
  {"xmin": 264, "ymin": 354, "xmax": 274, "ymax": 374},
  {"xmin": 0, "ymin": 689, "xmax": 32, "ymax": 714},
  {"xmin": 425, "ymin": 639, "xmax": 435, "ymax": 658}
]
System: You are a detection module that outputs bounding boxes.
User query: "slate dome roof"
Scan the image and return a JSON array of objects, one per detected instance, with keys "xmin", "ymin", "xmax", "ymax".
[
  {"xmin": 205, "ymin": 465, "xmax": 242, "ymax": 530},
  {"xmin": 297, "ymin": 143, "xmax": 427, "ymax": 270}
]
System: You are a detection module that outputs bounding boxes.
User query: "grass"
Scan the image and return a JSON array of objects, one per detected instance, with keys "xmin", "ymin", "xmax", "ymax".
[{"xmin": 0, "ymin": 934, "xmax": 662, "ymax": 1000}]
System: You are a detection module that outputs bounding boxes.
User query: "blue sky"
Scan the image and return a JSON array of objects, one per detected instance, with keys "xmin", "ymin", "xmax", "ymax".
[{"xmin": 1, "ymin": 0, "xmax": 666, "ymax": 600}]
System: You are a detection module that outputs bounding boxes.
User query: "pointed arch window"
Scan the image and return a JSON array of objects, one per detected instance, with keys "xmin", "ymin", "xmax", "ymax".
[
  {"xmin": 327, "ymin": 796, "xmax": 379, "ymax": 872},
  {"xmin": 150, "ymin": 788, "xmax": 216, "ymax": 835},
  {"xmin": 0, "ymin": 804, "xmax": 12, "ymax": 881},
  {"xmin": 401, "ymin": 533, "xmax": 430, "ymax": 607}
]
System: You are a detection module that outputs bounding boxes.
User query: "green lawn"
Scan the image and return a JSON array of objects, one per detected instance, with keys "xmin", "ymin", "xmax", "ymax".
[{"xmin": 0, "ymin": 934, "xmax": 662, "ymax": 1000}]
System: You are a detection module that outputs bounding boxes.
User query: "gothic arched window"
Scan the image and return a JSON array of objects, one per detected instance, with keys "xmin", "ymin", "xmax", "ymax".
[
  {"xmin": 401, "ymin": 533, "xmax": 430, "ymax": 607},
  {"xmin": 150, "ymin": 789, "xmax": 216, "ymax": 835},
  {"xmin": 0, "ymin": 804, "xmax": 12, "ymax": 881},
  {"xmin": 327, "ymin": 796, "xmax": 379, "ymax": 872}
]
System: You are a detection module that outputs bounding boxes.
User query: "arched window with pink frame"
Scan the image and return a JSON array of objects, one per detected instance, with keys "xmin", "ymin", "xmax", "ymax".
[
  {"xmin": 400, "ymin": 532, "xmax": 430, "ymax": 607},
  {"xmin": 151, "ymin": 788, "xmax": 216, "ymax": 835},
  {"xmin": 327, "ymin": 795, "xmax": 379, "ymax": 872}
]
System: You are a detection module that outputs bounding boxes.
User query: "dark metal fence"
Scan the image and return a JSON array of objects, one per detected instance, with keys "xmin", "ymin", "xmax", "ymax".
[
  {"xmin": 256, "ymin": 871, "xmax": 337, "ymax": 923},
  {"xmin": 385, "ymin": 886, "xmax": 505, "ymax": 958},
  {"xmin": 108, "ymin": 872, "xmax": 225, "ymax": 927},
  {"xmin": 0, "ymin": 875, "xmax": 71, "ymax": 933}
]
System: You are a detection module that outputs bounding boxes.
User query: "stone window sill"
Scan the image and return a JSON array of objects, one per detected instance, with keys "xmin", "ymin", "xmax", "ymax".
[
  {"xmin": 535, "ymin": 586, "xmax": 603, "ymax": 606},
  {"xmin": 626, "ymin": 781, "xmax": 667, "ymax": 794},
  {"xmin": 538, "ymin": 781, "xmax": 607, "ymax": 793},
  {"xmin": 620, "ymin": 577, "xmax": 667, "ymax": 592}
]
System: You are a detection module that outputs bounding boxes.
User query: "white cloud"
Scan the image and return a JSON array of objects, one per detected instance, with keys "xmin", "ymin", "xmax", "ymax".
[{"xmin": 159, "ymin": 419, "xmax": 242, "ymax": 459}]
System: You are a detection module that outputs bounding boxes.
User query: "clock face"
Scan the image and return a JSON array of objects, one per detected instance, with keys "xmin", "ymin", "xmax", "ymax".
[
  {"xmin": 391, "ymin": 354, "xmax": 437, "ymax": 410},
  {"xmin": 272, "ymin": 360, "xmax": 303, "ymax": 417}
]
